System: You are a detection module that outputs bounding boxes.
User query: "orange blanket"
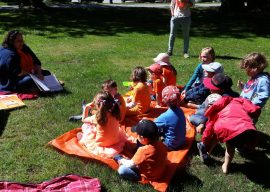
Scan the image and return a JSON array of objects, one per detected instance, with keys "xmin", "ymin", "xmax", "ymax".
[{"xmin": 49, "ymin": 106, "xmax": 195, "ymax": 192}]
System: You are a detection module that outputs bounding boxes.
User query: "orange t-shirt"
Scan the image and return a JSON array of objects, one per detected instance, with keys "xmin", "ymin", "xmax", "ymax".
[
  {"xmin": 95, "ymin": 113, "xmax": 121, "ymax": 147},
  {"xmin": 115, "ymin": 94, "xmax": 126, "ymax": 122},
  {"xmin": 162, "ymin": 66, "xmax": 176, "ymax": 86},
  {"xmin": 128, "ymin": 82, "xmax": 151, "ymax": 115},
  {"xmin": 153, "ymin": 78, "xmax": 165, "ymax": 104},
  {"xmin": 132, "ymin": 141, "xmax": 168, "ymax": 181}
]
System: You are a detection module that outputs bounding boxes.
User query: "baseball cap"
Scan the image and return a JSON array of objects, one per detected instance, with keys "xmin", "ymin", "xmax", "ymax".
[
  {"xmin": 202, "ymin": 62, "xmax": 224, "ymax": 73},
  {"xmin": 153, "ymin": 53, "xmax": 170, "ymax": 66},
  {"xmin": 146, "ymin": 63, "xmax": 162, "ymax": 75},
  {"xmin": 131, "ymin": 119, "xmax": 159, "ymax": 138},
  {"xmin": 203, "ymin": 73, "xmax": 233, "ymax": 91},
  {"xmin": 205, "ymin": 93, "xmax": 222, "ymax": 106}
]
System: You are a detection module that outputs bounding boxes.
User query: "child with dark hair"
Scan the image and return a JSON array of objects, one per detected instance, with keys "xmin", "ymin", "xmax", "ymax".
[
  {"xmin": 102, "ymin": 79, "xmax": 126, "ymax": 122},
  {"xmin": 126, "ymin": 67, "xmax": 151, "ymax": 116},
  {"xmin": 114, "ymin": 119, "xmax": 167, "ymax": 181},
  {"xmin": 77, "ymin": 91, "xmax": 127, "ymax": 158},
  {"xmin": 238, "ymin": 52, "xmax": 270, "ymax": 109},
  {"xmin": 154, "ymin": 86, "xmax": 186, "ymax": 150}
]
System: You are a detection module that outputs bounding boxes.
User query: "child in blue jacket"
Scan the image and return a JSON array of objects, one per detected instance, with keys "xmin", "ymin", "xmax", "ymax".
[{"xmin": 154, "ymin": 86, "xmax": 186, "ymax": 151}]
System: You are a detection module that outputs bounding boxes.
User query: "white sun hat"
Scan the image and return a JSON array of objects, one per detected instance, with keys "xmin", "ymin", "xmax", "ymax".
[{"xmin": 153, "ymin": 53, "xmax": 170, "ymax": 66}]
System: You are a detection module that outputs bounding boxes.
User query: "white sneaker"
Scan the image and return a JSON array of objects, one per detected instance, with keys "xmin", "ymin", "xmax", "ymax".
[{"xmin": 184, "ymin": 53, "xmax": 189, "ymax": 59}]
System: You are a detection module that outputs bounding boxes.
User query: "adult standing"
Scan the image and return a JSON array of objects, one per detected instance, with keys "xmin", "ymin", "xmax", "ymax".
[
  {"xmin": 0, "ymin": 30, "xmax": 50, "ymax": 92},
  {"xmin": 167, "ymin": 0, "xmax": 194, "ymax": 58}
]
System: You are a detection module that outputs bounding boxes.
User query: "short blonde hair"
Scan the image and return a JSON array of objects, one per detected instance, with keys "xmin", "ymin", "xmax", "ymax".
[
  {"xmin": 240, "ymin": 52, "xmax": 268, "ymax": 72},
  {"xmin": 201, "ymin": 47, "xmax": 215, "ymax": 61}
]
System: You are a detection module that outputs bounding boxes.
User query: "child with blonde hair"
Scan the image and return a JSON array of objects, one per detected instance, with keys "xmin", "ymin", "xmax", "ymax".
[
  {"xmin": 78, "ymin": 91, "xmax": 127, "ymax": 158},
  {"xmin": 184, "ymin": 47, "xmax": 216, "ymax": 92},
  {"xmin": 126, "ymin": 67, "xmax": 151, "ymax": 116},
  {"xmin": 238, "ymin": 52, "xmax": 270, "ymax": 109}
]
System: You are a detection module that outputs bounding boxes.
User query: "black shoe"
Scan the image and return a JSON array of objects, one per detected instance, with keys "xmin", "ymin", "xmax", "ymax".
[{"xmin": 167, "ymin": 51, "xmax": 173, "ymax": 56}]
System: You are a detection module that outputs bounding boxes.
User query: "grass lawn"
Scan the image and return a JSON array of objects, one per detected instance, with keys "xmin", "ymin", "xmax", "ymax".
[{"xmin": 0, "ymin": 5, "xmax": 269, "ymax": 192}]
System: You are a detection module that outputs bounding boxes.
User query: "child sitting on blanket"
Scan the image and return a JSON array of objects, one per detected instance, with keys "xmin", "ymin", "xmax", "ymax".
[
  {"xmin": 77, "ymin": 91, "xmax": 127, "ymax": 158},
  {"xmin": 114, "ymin": 119, "xmax": 168, "ymax": 181},
  {"xmin": 69, "ymin": 79, "xmax": 126, "ymax": 122},
  {"xmin": 102, "ymin": 79, "xmax": 126, "ymax": 122},
  {"xmin": 126, "ymin": 67, "xmax": 151, "ymax": 116},
  {"xmin": 154, "ymin": 86, "xmax": 186, "ymax": 151},
  {"xmin": 146, "ymin": 63, "xmax": 165, "ymax": 107},
  {"xmin": 152, "ymin": 53, "xmax": 177, "ymax": 86},
  {"xmin": 183, "ymin": 47, "xmax": 216, "ymax": 92},
  {"xmin": 182, "ymin": 62, "xmax": 224, "ymax": 105},
  {"xmin": 197, "ymin": 96, "xmax": 261, "ymax": 174}
]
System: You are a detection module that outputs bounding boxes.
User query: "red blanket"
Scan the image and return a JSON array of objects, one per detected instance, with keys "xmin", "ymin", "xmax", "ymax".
[
  {"xmin": 0, "ymin": 174, "xmax": 101, "ymax": 192},
  {"xmin": 0, "ymin": 91, "xmax": 38, "ymax": 100}
]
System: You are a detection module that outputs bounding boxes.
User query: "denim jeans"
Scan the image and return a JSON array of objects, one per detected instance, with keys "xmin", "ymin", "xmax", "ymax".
[
  {"xmin": 190, "ymin": 107, "xmax": 207, "ymax": 127},
  {"xmin": 118, "ymin": 165, "xmax": 140, "ymax": 181},
  {"xmin": 168, "ymin": 16, "xmax": 191, "ymax": 54}
]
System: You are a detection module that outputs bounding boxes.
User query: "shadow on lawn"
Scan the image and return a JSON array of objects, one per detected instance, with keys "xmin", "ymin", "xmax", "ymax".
[
  {"xmin": 0, "ymin": 6, "xmax": 269, "ymax": 39},
  {"xmin": 0, "ymin": 110, "xmax": 10, "ymax": 136}
]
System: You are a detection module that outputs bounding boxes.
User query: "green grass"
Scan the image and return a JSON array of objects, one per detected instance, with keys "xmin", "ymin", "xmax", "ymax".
[{"xmin": 0, "ymin": 5, "xmax": 270, "ymax": 192}]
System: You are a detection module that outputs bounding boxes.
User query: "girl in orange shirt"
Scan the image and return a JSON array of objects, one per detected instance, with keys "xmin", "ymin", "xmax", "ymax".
[
  {"xmin": 126, "ymin": 67, "xmax": 151, "ymax": 116},
  {"xmin": 77, "ymin": 91, "xmax": 127, "ymax": 158}
]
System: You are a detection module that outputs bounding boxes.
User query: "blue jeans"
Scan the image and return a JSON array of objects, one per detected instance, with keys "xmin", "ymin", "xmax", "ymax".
[
  {"xmin": 190, "ymin": 107, "xmax": 207, "ymax": 127},
  {"xmin": 118, "ymin": 165, "xmax": 140, "ymax": 181},
  {"xmin": 168, "ymin": 16, "xmax": 191, "ymax": 54}
]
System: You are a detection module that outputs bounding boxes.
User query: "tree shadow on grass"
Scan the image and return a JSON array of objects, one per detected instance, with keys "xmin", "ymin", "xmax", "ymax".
[
  {"xmin": 167, "ymin": 167, "xmax": 202, "ymax": 192},
  {"xmin": 231, "ymin": 150, "xmax": 270, "ymax": 189},
  {"xmin": 0, "ymin": 6, "xmax": 269, "ymax": 39},
  {"xmin": 0, "ymin": 110, "xmax": 10, "ymax": 136}
]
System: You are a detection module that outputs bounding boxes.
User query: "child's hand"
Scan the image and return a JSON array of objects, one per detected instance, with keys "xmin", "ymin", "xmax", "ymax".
[
  {"xmin": 237, "ymin": 80, "xmax": 244, "ymax": 90},
  {"xmin": 181, "ymin": 90, "xmax": 186, "ymax": 98}
]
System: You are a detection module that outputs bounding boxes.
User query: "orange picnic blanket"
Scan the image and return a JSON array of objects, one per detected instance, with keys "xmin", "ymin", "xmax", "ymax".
[{"xmin": 49, "ymin": 106, "xmax": 195, "ymax": 192}]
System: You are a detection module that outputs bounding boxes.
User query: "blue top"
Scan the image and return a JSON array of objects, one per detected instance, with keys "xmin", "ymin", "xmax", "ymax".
[
  {"xmin": 240, "ymin": 72, "xmax": 270, "ymax": 108},
  {"xmin": 0, "ymin": 45, "xmax": 41, "ymax": 91},
  {"xmin": 184, "ymin": 63, "xmax": 204, "ymax": 91},
  {"xmin": 185, "ymin": 83, "xmax": 210, "ymax": 104},
  {"xmin": 154, "ymin": 107, "xmax": 186, "ymax": 150},
  {"xmin": 0, "ymin": 47, "xmax": 21, "ymax": 91}
]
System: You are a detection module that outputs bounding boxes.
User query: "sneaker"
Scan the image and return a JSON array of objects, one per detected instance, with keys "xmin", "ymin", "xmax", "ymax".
[
  {"xmin": 183, "ymin": 53, "xmax": 189, "ymax": 59},
  {"xmin": 69, "ymin": 115, "xmax": 82, "ymax": 122},
  {"xmin": 167, "ymin": 51, "xmax": 173, "ymax": 56},
  {"xmin": 197, "ymin": 142, "xmax": 209, "ymax": 163}
]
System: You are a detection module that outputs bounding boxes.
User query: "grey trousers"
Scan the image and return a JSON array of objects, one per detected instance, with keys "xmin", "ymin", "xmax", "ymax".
[{"xmin": 168, "ymin": 16, "xmax": 191, "ymax": 54}]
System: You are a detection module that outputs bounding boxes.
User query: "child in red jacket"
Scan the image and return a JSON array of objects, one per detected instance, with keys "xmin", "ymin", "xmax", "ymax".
[{"xmin": 197, "ymin": 96, "xmax": 261, "ymax": 174}]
